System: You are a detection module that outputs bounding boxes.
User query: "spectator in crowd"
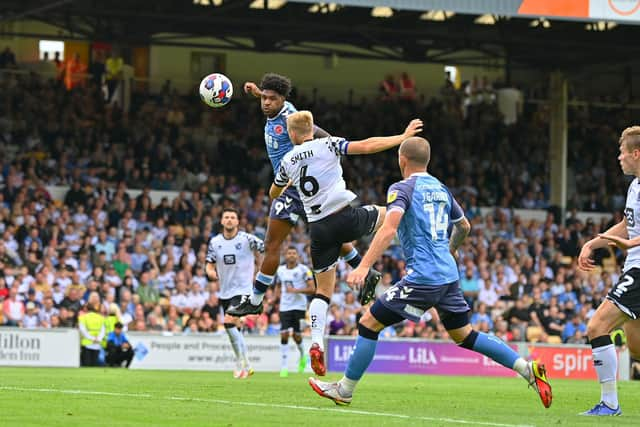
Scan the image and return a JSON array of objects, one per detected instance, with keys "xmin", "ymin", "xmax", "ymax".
[
  {"xmin": 0, "ymin": 46, "xmax": 17, "ymax": 69},
  {"xmin": 379, "ymin": 74, "xmax": 398, "ymax": 100}
]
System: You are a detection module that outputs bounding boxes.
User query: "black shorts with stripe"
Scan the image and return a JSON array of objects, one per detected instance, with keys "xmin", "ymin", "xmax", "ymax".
[
  {"xmin": 280, "ymin": 310, "xmax": 306, "ymax": 332},
  {"xmin": 308, "ymin": 205, "xmax": 379, "ymax": 272},
  {"xmin": 607, "ymin": 268, "xmax": 640, "ymax": 320}
]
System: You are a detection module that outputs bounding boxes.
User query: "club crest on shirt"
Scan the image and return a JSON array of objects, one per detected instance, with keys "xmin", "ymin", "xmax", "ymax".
[
  {"xmin": 625, "ymin": 207, "xmax": 635, "ymax": 227},
  {"xmin": 387, "ymin": 190, "xmax": 398, "ymax": 204},
  {"xmin": 274, "ymin": 125, "xmax": 284, "ymax": 135},
  {"xmin": 235, "ymin": 242, "xmax": 242, "ymax": 250}
]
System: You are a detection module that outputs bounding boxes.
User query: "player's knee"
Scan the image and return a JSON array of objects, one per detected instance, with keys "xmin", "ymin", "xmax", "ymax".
[
  {"xmin": 357, "ymin": 321, "xmax": 380, "ymax": 340},
  {"xmin": 586, "ymin": 320, "xmax": 605, "ymax": 340},
  {"xmin": 440, "ymin": 311, "xmax": 470, "ymax": 332},
  {"xmin": 224, "ymin": 322, "xmax": 236, "ymax": 330},
  {"xmin": 457, "ymin": 329, "xmax": 478, "ymax": 349},
  {"xmin": 293, "ymin": 333, "xmax": 302, "ymax": 343},
  {"xmin": 280, "ymin": 334, "xmax": 289, "ymax": 345}
]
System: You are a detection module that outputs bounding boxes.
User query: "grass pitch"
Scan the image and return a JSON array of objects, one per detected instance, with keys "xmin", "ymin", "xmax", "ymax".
[{"xmin": 1, "ymin": 367, "xmax": 639, "ymax": 426}]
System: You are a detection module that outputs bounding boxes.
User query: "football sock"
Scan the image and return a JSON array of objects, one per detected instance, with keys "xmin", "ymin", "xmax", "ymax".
[
  {"xmin": 280, "ymin": 343, "xmax": 289, "ymax": 370},
  {"xmin": 338, "ymin": 376, "xmax": 358, "ymax": 396},
  {"xmin": 294, "ymin": 335, "xmax": 304, "ymax": 356},
  {"xmin": 225, "ymin": 324, "xmax": 243, "ymax": 370},
  {"xmin": 591, "ymin": 335, "xmax": 618, "ymax": 408},
  {"xmin": 309, "ymin": 295, "xmax": 330, "ymax": 349},
  {"xmin": 250, "ymin": 273, "xmax": 274, "ymax": 305},
  {"xmin": 513, "ymin": 357, "xmax": 531, "ymax": 380},
  {"xmin": 343, "ymin": 324, "xmax": 380, "ymax": 388},
  {"xmin": 238, "ymin": 331, "xmax": 250, "ymax": 369},
  {"xmin": 460, "ymin": 330, "xmax": 518, "ymax": 369},
  {"xmin": 343, "ymin": 248, "xmax": 362, "ymax": 269}
]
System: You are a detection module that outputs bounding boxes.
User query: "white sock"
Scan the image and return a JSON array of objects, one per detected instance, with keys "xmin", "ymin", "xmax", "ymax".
[
  {"xmin": 309, "ymin": 298, "xmax": 329, "ymax": 350},
  {"xmin": 225, "ymin": 327, "xmax": 243, "ymax": 370},
  {"xmin": 338, "ymin": 376, "xmax": 358, "ymax": 395},
  {"xmin": 238, "ymin": 333, "xmax": 250, "ymax": 369},
  {"xmin": 281, "ymin": 343, "xmax": 289, "ymax": 369},
  {"xmin": 296, "ymin": 340, "xmax": 304, "ymax": 357},
  {"xmin": 593, "ymin": 344, "xmax": 618, "ymax": 408},
  {"xmin": 512, "ymin": 358, "xmax": 530, "ymax": 381},
  {"xmin": 250, "ymin": 293, "xmax": 265, "ymax": 305}
]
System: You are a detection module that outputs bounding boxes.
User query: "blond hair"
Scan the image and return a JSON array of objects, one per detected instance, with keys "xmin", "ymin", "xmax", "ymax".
[
  {"xmin": 286, "ymin": 111, "xmax": 314, "ymax": 137},
  {"xmin": 620, "ymin": 126, "xmax": 640, "ymax": 151}
]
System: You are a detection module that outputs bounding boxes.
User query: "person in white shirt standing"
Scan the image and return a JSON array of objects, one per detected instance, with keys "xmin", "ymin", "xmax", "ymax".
[
  {"xmin": 270, "ymin": 110, "xmax": 422, "ymax": 376},
  {"xmin": 275, "ymin": 246, "xmax": 315, "ymax": 377},
  {"xmin": 578, "ymin": 125, "xmax": 640, "ymax": 416},
  {"xmin": 205, "ymin": 208, "xmax": 264, "ymax": 379}
]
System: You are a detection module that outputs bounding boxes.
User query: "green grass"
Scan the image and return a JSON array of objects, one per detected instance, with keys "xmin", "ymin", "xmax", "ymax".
[{"xmin": 1, "ymin": 368, "xmax": 639, "ymax": 426}]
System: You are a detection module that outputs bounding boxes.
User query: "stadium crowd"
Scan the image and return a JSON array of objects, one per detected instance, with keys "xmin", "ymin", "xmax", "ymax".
[{"xmin": 0, "ymin": 65, "xmax": 631, "ymax": 349}]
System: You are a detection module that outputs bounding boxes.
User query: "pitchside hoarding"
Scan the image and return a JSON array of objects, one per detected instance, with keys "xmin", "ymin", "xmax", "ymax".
[
  {"xmin": 0, "ymin": 328, "xmax": 79, "ymax": 367},
  {"xmin": 327, "ymin": 337, "xmax": 518, "ymax": 377},
  {"xmin": 128, "ymin": 333, "xmax": 311, "ymax": 372}
]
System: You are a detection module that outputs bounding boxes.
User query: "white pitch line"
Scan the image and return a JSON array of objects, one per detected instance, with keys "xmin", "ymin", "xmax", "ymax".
[{"xmin": 0, "ymin": 386, "xmax": 534, "ymax": 427}]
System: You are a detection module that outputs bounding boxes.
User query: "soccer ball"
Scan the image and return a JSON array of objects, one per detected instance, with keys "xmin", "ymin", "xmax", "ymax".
[{"xmin": 199, "ymin": 73, "xmax": 233, "ymax": 108}]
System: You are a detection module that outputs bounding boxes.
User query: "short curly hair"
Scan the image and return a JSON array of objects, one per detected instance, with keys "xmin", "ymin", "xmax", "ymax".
[{"xmin": 260, "ymin": 73, "xmax": 292, "ymax": 98}]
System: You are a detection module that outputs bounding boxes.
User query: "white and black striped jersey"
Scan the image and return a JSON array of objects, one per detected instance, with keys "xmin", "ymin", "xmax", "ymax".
[
  {"xmin": 276, "ymin": 263, "xmax": 313, "ymax": 312},
  {"xmin": 274, "ymin": 137, "xmax": 356, "ymax": 222},
  {"xmin": 624, "ymin": 178, "xmax": 640, "ymax": 272},
  {"xmin": 206, "ymin": 231, "xmax": 264, "ymax": 299}
]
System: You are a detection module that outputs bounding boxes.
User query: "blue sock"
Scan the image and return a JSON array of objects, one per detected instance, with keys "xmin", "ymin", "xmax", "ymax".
[
  {"xmin": 462, "ymin": 330, "xmax": 518, "ymax": 369},
  {"xmin": 254, "ymin": 272, "xmax": 274, "ymax": 294},
  {"xmin": 250, "ymin": 273, "xmax": 274, "ymax": 305},
  {"xmin": 345, "ymin": 326, "xmax": 379, "ymax": 381},
  {"xmin": 343, "ymin": 248, "xmax": 362, "ymax": 269}
]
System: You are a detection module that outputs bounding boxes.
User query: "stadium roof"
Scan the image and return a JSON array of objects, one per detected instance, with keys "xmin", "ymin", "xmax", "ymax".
[{"xmin": 1, "ymin": 0, "xmax": 640, "ymax": 70}]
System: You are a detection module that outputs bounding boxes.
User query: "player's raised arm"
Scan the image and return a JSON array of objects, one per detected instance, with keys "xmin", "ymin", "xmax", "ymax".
[
  {"xmin": 313, "ymin": 125, "xmax": 331, "ymax": 138},
  {"xmin": 345, "ymin": 119, "xmax": 423, "ymax": 155},
  {"xmin": 244, "ymin": 81, "xmax": 262, "ymax": 98}
]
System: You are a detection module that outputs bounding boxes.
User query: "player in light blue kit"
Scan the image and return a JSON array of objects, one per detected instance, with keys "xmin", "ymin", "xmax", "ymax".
[
  {"xmin": 229, "ymin": 73, "xmax": 380, "ymax": 316},
  {"xmin": 308, "ymin": 137, "xmax": 553, "ymax": 409}
]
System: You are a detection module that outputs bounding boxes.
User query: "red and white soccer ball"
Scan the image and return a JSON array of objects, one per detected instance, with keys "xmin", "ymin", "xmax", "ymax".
[{"xmin": 199, "ymin": 73, "xmax": 233, "ymax": 108}]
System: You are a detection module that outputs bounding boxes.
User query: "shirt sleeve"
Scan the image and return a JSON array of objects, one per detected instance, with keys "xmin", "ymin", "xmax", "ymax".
[
  {"xmin": 303, "ymin": 265, "xmax": 314, "ymax": 281},
  {"xmin": 387, "ymin": 182, "xmax": 411, "ymax": 213},
  {"xmin": 247, "ymin": 233, "xmax": 265, "ymax": 253},
  {"xmin": 448, "ymin": 190, "xmax": 465, "ymax": 223},
  {"xmin": 206, "ymin": 237, "xmax": 217, "ymax": 263},
  {"xmin": 324, "ymin": 136, "xmax": 350, "ymax": 157},
  {"xmin": 274, "ymin": 163, "xmax": 289, "ymax": 187}
]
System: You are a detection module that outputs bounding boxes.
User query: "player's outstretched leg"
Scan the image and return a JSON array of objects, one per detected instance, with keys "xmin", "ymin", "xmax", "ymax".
[
  {"xmin": 308, "ymin": 377, "xmax": 352, "ymax": 406},
  {"xmin": 228, "ymin": 218, "xmax": 293, "ymax": 316},
  {"xmin": 450, "ymin": 322, "xmax": 552, "ymax": 408}
]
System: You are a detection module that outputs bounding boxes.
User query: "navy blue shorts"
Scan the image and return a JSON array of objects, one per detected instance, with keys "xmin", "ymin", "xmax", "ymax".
[
  {"xmin": 374, "ymin": 279, "xmax": 470, "ymax": 323},
  {"xmin": 269, "ymin": 187, "xmax": 306, "ymax": 224}
]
